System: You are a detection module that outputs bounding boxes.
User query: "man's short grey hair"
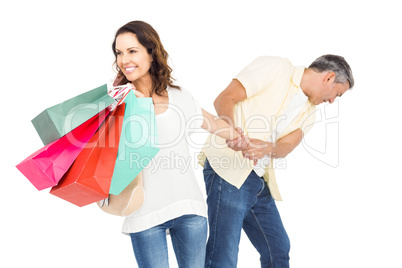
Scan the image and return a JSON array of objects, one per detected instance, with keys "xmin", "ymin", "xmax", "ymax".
[{"xmin": 309, "ymin": 54, "xmax": 354, "ymax": 89}]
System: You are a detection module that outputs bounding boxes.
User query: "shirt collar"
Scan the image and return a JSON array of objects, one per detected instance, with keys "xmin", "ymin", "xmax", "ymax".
[
  {"xmin": 291, "ymin": 66, "xmax": 315, "ymax": 105},
  {"xmin": 291, "ymin": 66, "xmax": 305, "ymax": 88}
]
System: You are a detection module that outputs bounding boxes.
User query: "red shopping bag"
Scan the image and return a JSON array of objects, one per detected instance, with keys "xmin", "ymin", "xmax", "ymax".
[
  {"xmin": 16, "ymin": 109, "xmax": 109, "ymax": 190},
  {"xmin": 50, "ymin": 103, "xmax": 125, "ymax": 207}
]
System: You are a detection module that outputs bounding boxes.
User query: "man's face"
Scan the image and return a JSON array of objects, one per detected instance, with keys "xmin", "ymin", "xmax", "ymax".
[{"xmin": 310, "ymin": 72, "xmax": 350, "ymax": 105}]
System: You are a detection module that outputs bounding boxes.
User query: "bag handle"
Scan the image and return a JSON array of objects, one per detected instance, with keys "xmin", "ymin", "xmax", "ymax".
[{"xmin": 107, "ymin": 83, "xmax": 134, "ymax": 110}]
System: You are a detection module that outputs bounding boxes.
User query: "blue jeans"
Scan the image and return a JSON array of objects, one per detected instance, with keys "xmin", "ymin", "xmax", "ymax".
[
  {"xmin": 203, "ymin": 159, "xmax": 290, "ymax": 268},
  {"xmin": 130, "ymin": 214, "xmax": 207, "ymax": 268}
]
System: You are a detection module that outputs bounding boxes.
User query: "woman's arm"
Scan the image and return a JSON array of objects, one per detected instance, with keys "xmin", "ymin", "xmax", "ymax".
[{"xmin": 201, "ymin": 108, "xmax": 245, "ymax": 143}]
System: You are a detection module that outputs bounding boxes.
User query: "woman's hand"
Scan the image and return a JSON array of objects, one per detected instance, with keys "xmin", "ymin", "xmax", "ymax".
[
  {"xmin": 134, "ymin": 90, "xmax": 146, "ymax": 98},
  {"xmin": 127, "ymin": 83, "xmax": 145, "ymax": 98}
]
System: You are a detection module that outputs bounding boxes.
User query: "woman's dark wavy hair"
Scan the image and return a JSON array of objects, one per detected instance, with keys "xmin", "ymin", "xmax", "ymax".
[{"xmin": 112, "ymin": 21, "xmax": 180, "ymax": 95}]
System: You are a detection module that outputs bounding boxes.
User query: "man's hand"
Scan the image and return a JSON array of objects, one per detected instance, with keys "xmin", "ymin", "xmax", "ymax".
[
  {"xmin": 242, "ymin": 138, "xmax": 273, "ymax": 161},
  {"xmin": 226, "ymin": 127, "xmax": 249, "ymax": 151}
]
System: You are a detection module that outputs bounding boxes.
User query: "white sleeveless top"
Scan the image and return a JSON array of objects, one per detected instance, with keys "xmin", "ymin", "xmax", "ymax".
[{"xmin": 122, "ymin": 87, "xmax": 207, "ymax": 234}]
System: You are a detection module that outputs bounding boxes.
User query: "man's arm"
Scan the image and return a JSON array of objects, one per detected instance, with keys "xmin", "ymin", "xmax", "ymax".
[
  {"xmin": 213, "ymin": 79, "xmax": 249, "ymax": 151},
  {"xmin": 242, "ymin": 129, "xmax": 303, "ymax": 160},
  {"xmin": 214, "ymin": 79, "xmax": 248, "ymax": 127},
  {"xmin": 273, "ymin": 128, "xmax": 303, "ymax": 158}
]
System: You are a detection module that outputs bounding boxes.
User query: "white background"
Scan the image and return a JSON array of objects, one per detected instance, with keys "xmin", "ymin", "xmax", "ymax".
[{"xmin": 1, "ymin": 0, "xmax": 401, "ymax": 267}]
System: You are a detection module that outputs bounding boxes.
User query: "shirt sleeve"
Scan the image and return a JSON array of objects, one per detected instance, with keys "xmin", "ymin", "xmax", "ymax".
[{"xmin": 235, "ymin": 56, "xmax": 286, "ymax": 98}]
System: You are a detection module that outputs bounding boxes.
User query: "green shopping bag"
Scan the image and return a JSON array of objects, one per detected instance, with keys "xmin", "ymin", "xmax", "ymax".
[
  {"xmin": 32, "ymin": 84, "xmax": 116, "ymax": 145},
  {"xmin": 109, "ymin": 90, "xmax": 160, "ymax": 195}
]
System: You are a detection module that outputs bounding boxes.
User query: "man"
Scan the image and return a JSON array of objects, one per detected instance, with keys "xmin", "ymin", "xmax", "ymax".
[{"xmin": 199, "ymin": 55, "xmax": 354, "ymax": 268}]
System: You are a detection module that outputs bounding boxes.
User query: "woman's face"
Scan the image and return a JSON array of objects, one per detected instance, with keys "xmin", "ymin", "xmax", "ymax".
[{"xmin": 115, "ymin": 32, "xmax": 153, "ymax": 84}]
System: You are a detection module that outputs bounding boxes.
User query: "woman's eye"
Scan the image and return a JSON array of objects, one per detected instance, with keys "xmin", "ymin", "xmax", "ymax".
[
  {"xmin": 116, "ymin": 51, "xmax": 122, "ymax": 55},
  {"xmin": 130, "ymin": 50, "xmax": 137, "ymax": 53}
]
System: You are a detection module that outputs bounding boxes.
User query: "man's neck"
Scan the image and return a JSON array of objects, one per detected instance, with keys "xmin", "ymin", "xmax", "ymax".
[{"xmin": 300, "ymin": 68, "xmax": 312, "ymax": 98}]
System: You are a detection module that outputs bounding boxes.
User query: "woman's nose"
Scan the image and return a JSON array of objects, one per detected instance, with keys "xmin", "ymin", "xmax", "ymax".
[{"xmin": 122, "ymin": 54, "xmax": 130, "ymax": 64}]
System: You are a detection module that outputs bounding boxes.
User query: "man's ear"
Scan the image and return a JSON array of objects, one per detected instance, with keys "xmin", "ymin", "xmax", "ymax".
[{"xmin": 323, "ymin": 71, "xmax": 336, "ymax": 85}]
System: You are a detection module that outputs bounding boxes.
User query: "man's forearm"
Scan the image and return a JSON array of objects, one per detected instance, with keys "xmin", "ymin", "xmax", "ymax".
[
  {"xmin": 213, "ymin": 79, "xmax": 248, "ymax": 128},
  {"xmin": 270, "ymin": 129, "xmax": 303, "ymax": 158},
  {"xmin": 214, "ymin": 97, "xmax": 236, "ymax": 127},
  {"xmin": 243, "ymin": 129, "xmax": 303, "ymax": 160},
  {"xmin": 269, "ymin": 141, "xmax": 295, "ymax": 158}
]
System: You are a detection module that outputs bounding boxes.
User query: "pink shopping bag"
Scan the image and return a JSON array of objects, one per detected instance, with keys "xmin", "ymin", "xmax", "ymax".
[
  {"xmin": 16, "ymin": 109, "xmax": 109, "ymax": 190},
  {"xmin": 50, "ymin": 103, "xmax": 125, "ymax": 207}
]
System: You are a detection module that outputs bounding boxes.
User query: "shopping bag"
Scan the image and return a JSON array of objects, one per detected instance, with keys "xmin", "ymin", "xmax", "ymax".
[
  {"xmin": 32, "ymin": 84, "xmax": 116, "ymax": 145},
  {"xmin": 16, "ymin": 109, "xmax": 109, "ymax": 190},
  {"xmin": 49, "ymin": 103, "xmax": 125, "ymax": 207},
  {"xmin": 109, "ymin": 90, "xmax": 160, "ymax": 195}
]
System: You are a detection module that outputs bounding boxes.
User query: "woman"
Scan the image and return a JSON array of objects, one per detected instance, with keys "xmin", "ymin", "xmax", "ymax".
[{"xmin": 111, "ymin": 21, "xmax": 244, "ymax": 268}]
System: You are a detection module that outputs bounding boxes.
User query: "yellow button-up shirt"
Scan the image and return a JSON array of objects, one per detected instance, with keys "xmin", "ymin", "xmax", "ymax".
[{"xmin": 198, "ymin": 56, "xmax": 316, "ymax": 201}]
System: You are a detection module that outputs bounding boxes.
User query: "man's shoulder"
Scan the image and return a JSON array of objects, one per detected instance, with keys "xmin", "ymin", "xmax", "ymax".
[
  {"xmin": 253, "ymin": 55, "xmax": 292, "ymax": 64},
  {"xmin": 246, "ymin": 56, "xmax": 294, "ymax": 71}
]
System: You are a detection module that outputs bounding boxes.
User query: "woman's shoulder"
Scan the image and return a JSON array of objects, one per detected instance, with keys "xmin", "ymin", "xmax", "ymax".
[
  {"xmin": 168, "ymin": 86, "xmax": 194, "ymax": 99},
  {"xmin": 167, "ymin": 86, "xmax": 200, "ymax": 113}
]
